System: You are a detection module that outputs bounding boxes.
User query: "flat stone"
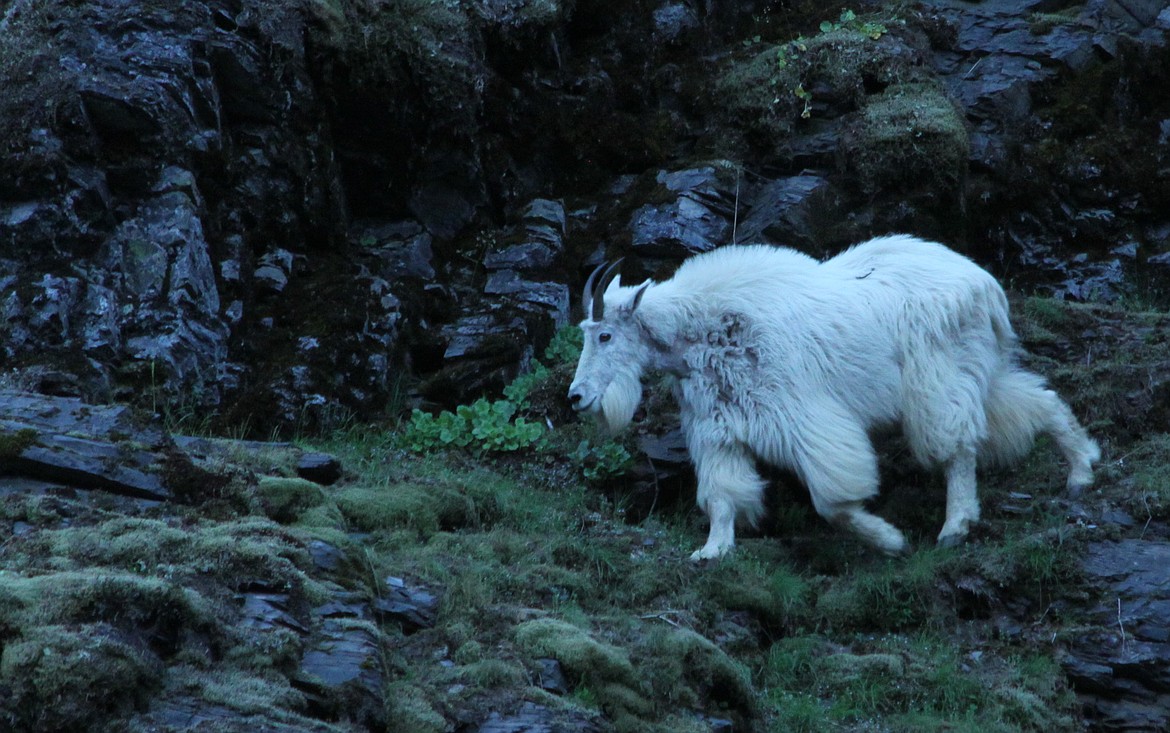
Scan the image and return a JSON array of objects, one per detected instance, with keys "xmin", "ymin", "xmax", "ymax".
[{"xmin": 297, "ymin": 452, "xmax": 342, "ymax": 485}]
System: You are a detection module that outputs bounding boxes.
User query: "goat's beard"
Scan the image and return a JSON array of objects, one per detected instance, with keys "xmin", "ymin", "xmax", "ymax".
[{"xmin": 597, "ymin": 374, "xmax": 642, "ymax": 436}]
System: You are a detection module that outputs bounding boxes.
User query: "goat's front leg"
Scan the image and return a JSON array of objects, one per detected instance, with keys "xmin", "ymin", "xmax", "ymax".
[{"xmin": 690, "ymin": 442, "xmax": 766, "ymax": 562}]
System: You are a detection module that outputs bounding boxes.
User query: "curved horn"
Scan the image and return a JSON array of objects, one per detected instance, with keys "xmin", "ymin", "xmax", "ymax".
[
  {"xmin": 591, "ymin": 258, "xmax": 624, "ymax": 321},
  {"xmin": 582, "ymin": 261, "xmax": 607, "ymax": 318}
]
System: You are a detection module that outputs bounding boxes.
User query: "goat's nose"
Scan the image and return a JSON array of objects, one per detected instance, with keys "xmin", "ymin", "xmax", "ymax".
[{"xmin": 568, "ymin": 390, "xmax": 582, "ymax": 405}]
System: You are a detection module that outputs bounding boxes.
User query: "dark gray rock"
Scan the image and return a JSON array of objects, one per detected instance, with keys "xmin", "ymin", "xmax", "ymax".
[
  {"xmin": 521, "ymin": 198, "xmax": 567, "ymax": 250},
  {"xmin": 410, "ymin": 152, "xmax": 486, "ymax": 241},
  {"xmin": 0, "ymin": 390, "xmax": 170, "ymax": 502},
  {"xmin": 254, "ymin": 249, "xmax": 295, "ymax": 293},
  {"xmin": 628, "ymin": 167, "xmax": 741, "ymax": 257},
  {"xmin": 485, "ymin": 243, "xmax": 556, "ymax": 271},
  {"xmin": 653, "ymin": 2, "xmax": 699, "ymax": 43},
  {"xmin": 536, "ymin": 658, "xmax": 569, "ymax": 694},
  {"xmin": 239, "ymin": 591, "xmax": 309, "ymax": 634},
  {"xmin": 308, "ymin": 540, "xmax": 348, "ymax": 573},
  {"xmin": 372, "ymin": 577, "xmax": 439, "ymax": 633},
  {"xmin": 298, "ymin": 452, "xmax": 343, "ymax": 485},
  {"xmin": 735, "ymin": 175, "xmax": 835, "ymax": 249},
  {"xmin": 484, "ymin": 270, "xmax": 571, "ymax": 328},
  {"xmin": 1062, "ymin": 539, "xmax": 1170, "ymax": 731},
  {"xmin": 356, "ymin": 220, "xmax": 436, "ymax": 281},
  {"xmin": 296, "ymin": 617, "xmax": 384, "ymax": 702}
]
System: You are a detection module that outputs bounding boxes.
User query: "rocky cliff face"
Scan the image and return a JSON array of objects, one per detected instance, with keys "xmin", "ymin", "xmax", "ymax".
[{"xmin": 2, "ymin": 0, "xmax": 1167, "ymax": 431}]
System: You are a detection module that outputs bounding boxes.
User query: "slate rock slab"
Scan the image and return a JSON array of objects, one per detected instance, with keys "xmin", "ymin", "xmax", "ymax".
[
  {"xmin": 1062, "ymin": 538, "xmax": 1170, "ymax": 731},
  {"xmin": 1, "ymin": 389, "xmax": 170, "ymax": 501}
]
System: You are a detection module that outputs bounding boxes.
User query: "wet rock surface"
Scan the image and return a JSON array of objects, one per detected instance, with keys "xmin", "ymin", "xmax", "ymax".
[{"xmin": 1064, "ymin": 538, "xmax": 1170, "ymax": 731}]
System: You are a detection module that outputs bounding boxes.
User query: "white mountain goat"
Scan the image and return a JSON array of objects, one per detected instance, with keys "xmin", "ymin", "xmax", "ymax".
[{"xmin": 568, "ymin": 235, "xmax": 1100, "ymax": 561}]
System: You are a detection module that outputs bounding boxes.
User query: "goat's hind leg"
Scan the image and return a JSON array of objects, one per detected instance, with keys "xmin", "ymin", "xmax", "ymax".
[
  {"xmin": 797, "ymin": 417, "xmax": 908, "ymax": 555},
  {"xmin": 938, "ymin": 446, "xmax": 980, "ymax": 548},
  {"xmin": 1045, "ymin": 392, "xmax": 1100, "ymax": 496},
  {"xmin": 819, "ymin": 500, "xmax": 910, "ymax": 556}
]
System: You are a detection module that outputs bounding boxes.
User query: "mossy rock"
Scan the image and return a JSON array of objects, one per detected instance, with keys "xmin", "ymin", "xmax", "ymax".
[
  {"xmin": 515, "ymin": 618, "xmax": 651, "ymax": 720},
  {"xmin": 0, "ymin": 623, "xmax": 164, "ymax": 731},
  {"xmin": 713, "ymin": 25, "xmax": 921, "ymax": 158},
  {"xmin": 0, "ymin": 570, "xmax": 218, "ymax": 638},
  {"xmin": 644, "ymin": 626, "xmax": 757, "ymax": 719},
  {"xmin": 23, "ymin": 517, "xmax": 320, "ymax": 601},
  {"xmin": 843, "ymin": 82, "xmax": 970, "ymax": 194},
  {"xmin": 384, "ymin": 682, "xmax": 447, "ymax": 733},
  {"xmin": 257, "ymin": 476, "xmax": 327, "ymax": 523}
]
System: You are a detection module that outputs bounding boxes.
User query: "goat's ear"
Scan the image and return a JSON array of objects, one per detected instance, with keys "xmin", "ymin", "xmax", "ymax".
[{"xmin": 631, "ymin": 281, "xmax": 650, "ymax": 313}]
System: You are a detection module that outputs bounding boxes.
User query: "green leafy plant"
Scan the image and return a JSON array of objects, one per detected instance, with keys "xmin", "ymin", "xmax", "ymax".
[
  {"xmin": 571, "ymin": 439, "xmax": 634, "ymax": 483},
  {"xmin": 820, "ymin": 8, "xmax": 887, "ymax": 39},
  {"xmin": 400, "ymin": 325, "xmax": 584, "ymax": 455},
  {"xmin": 773, "ymin": 8, "xmax": 889, "ymax": 119},
  {"xmin": 401, "ymin": 398, "xmax": 544, "ymax": 455},
  {"xmin": 543, "ymin": 324, "xmax": 583, "ymax": 365}
]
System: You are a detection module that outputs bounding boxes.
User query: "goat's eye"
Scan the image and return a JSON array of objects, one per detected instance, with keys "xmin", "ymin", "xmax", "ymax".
[{"xmin": 598, "ymin": 332, "xmax": 612, "ymax": 343}]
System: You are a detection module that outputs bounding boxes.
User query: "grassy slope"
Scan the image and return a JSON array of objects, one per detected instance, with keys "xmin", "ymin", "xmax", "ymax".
[
  {"xmin": 301, "ymin": 295, "xmax": 1170, "ymax": 732},
  {"xmin": 2, "ymin": 296, "xmax": 1168, "ymax": 732}
]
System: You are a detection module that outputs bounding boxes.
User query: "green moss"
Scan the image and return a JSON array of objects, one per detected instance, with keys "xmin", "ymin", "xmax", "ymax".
[
  {"xmin": 257, "ymin": 476, "xmax": 326, "ymax": 523},
  {"xmin": 0, "ymin": 427, "xmax": 38, "ymax": 459},
  {"xmin": 846, "ymin": 82, "xmax": 970, "ymax": 193},
  {"xmin": 384, "ymin": 682, "xmax": 446, "ymax": 733},
  {"xmin": 699, "ymin": 555, "xmax": 813, "ymax": 630},
  {"xmin": 1126, "ymin": 433, "xmax": 1170, "ymax": 518},
  {"xmin": 174, "ymin": 664, "xmax": 307, "ymax": 715},
  {"xmin": 714, "ymin": 14, "xmax": 920, "ymax": 157},
  {"xmin": 764, "ymin": 634, "xmax": 1054, "ymax": 730},
  {"xmin": 515, "ymin": 618, "xmax": 649, "ymax": 719},
  {"xmin": 0, "ymin": 570, "xmax": 218, "ymax": 635},
  {"xmin": 714, "ymin": 43, "xmax": 802, "ymax": 148},
  {"xmin": 644, "ymin": 626, "xmax": 756, "ymax": 717},
  {"xmin": 461, "ymin": 658, "xmax": 526, "ymax": 688},
  {"xmin": 17, "ymin": 516, "xmax": 321, "ymax": 602},
  {"xmin": 0, "ymin": 623, "xmax": 163, "ymax": 731}
]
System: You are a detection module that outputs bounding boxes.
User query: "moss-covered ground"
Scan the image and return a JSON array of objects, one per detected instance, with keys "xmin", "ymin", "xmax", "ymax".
[{"xmin": 2, "ymin": 296, "xmax": 1167, "ymax": 731}]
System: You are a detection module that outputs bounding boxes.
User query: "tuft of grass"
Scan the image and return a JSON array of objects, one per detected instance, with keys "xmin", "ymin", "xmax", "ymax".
[
  {"xmin": 1120, "ymin": 433, "xmax": 1170, "ymax": 520},
  {"xmin": 644, "ymin": 626, "xmax": 756, "ymax": 717},
  {"xmin": 699, "ymin": 554, "xmax": 815, "ymax": 631},
  {"xmin": 815, "ymin": 548, "xmax": 957, "ymax": 631},
  {"xmin": 764, "ymin": 633, "xmax": 1075, "ymax": 731}
]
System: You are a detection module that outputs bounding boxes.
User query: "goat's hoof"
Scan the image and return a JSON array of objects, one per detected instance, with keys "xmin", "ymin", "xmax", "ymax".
[
  {"xmin": 689, "ymin": 546, "xmax": 732, "ymax": 563},
  {"xmin": 936, "ymin": 532, "xmax": 968, "ymax": 549},
  {"xmin": 1066, "ymin": 470, "xmax": 1094, "ymax": 498}
]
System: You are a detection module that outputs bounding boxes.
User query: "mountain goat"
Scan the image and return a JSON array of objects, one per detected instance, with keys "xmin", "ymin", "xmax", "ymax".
[{"xmin": 568, "ymin": 235, "xmax": 1100, "ymax": 561}]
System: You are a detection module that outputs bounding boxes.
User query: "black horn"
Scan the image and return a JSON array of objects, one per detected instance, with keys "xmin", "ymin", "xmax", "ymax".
[
  {"xmin": 582, "ymin": 261, "xmax": 607, "ymax": 319},
  {"xmin": 591, "ymin": 258, "xmax": 624, "ymax": 321}
]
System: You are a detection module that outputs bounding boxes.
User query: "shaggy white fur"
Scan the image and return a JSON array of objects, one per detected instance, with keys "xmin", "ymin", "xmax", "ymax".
[{"xmin": 568, "ymin": 235, "xmax": 1100, "ymax": 561}]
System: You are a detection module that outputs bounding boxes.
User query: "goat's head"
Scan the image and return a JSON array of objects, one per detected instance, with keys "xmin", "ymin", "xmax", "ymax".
[{"xmin": 568, "ymin": 259, "xmax": 652, "ymax": 435}]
